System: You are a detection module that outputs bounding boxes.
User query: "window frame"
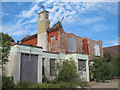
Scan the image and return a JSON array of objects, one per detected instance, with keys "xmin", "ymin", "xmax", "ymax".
[
  {"xmin": 50, "ymin": 59, "xmax": 56, "ymax": 76},
  {"xmin": 78, "ymin": 59, "xmax": 86, "ymax": 71},
  {"xmin": 94, "ymin": 44, "xmax": 100, "ymax": 56}
]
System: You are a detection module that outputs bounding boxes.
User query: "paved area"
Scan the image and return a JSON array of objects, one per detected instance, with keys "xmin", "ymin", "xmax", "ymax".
[{"xmin": 87, "ymin": 79, "xmax": 119, "ymax": 88}]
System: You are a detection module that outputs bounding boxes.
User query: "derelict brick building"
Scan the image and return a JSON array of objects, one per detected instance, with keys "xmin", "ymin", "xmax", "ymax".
[
  {"xmin": 21, "ymin": 10, "xmax": 103, "ymax": 61},
  {"xmin": 5, "ymin": 10, "xmax": 103, "ymax": 84}
]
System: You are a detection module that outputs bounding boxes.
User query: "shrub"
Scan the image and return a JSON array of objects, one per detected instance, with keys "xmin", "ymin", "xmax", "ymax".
[
  {"xmin": 110, "ymin": 55, "xmax": 120, "ymax": 77},
  {"xmin": 2, "ymin": 75, "xmax": 14, "ymax": 88},
  {"xmin": 90, "ymin": 57, "xmax": 112, "ymax": 82},
  {"xmin": 53, "ymin": 59, "xmax": 79, "ymax": 83}
]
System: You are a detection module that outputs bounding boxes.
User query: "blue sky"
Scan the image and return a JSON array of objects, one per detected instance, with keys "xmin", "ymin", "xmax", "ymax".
[{"xmin": 1, "ymin": 1, "xmax": 118, "ymax": 47}]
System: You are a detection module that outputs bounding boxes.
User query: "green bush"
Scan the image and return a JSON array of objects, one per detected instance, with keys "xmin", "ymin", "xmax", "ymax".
[
  {"xmin": 110, "ymin": 55, "xmax": 120, "ymax": 77},
  {"xmin": 2, "ymin": 75, "xmax": 14, "ymax": 88},
  {"xmin": 90, "ymin": 57, "xmax": 112, "ymax": 82},
  {"xmin": 52, "ymin": 59, "xmax": 79, "ymax": 83}
]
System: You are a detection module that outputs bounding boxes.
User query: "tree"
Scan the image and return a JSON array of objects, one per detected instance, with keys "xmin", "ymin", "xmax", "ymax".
[
  {"xmin": 90, "ymin": 57, "xmax": 112, "ymax": 82},
  {"xmin": 104, "ymin": 53, "xmax": 111, "ymax": 62},
  {"xmin": 110, "ymin": 55, "xmax": 120, "ymax": 77},
  {"xmin": 104, "ymin": 52, "xmax": 120, "ymax": 77},
  {"xmin": 0, "ymin": 33, "xmax": 14, "ymax": 71}
]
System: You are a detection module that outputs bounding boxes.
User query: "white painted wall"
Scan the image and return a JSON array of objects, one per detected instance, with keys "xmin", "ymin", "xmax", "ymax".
[
  {"xmin": 37, "ymin": 32, "xmax": 48, "ymax": 51},
  {"xmin": 5, "ymin": 52, "xmax": 21, "ymax": 84}
]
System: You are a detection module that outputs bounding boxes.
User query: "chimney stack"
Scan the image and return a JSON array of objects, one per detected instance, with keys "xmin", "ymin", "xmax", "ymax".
[{"xmin": 37, "ymin": 10, "xmax": 49, "ymax": 51}]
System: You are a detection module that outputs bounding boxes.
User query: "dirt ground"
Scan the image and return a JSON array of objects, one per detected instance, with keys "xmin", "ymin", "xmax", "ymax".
[{"xmin": 87, "ymin": 79, "xmax": 119, "ymax": 88}]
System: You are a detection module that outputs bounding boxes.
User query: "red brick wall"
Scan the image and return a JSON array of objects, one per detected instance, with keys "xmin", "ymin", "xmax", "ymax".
[
  {"xmin": 21, "ymin": 37, "xmax": 37, "ymax": 46},
  {"xmin": 88, "ymin": 39, "xmax": 103, "ymax": 61},
  {"xmin": 103, "ymin": 45, "xmax": 119, "ymax": 57},
  {"xmin": 48, "ymin": 30, "xmax": 59, "ymax": 52},
  {"xmin": 58, "ymin": 28, "xmax": 103, "ymax": 61}
]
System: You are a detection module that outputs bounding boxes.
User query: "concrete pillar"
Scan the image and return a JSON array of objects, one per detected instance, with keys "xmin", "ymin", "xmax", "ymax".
[
  {"xmin": 44, "ymin": 58, "xmax": 50, "ymax": 79},
  {"xmin": 16, "ymin": 52, "xmax": 21, "ymax": 84},
  {"xmin": 86, "ymin": 59, "xmax": 90, "ymax": 82},
  {"xmin": 38, "ymin": 55, "xmax": 42, "ymax": 83}
]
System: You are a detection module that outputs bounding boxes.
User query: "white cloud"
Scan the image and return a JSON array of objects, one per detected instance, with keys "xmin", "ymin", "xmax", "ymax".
[
  {"xmin": 79, "ymin": 17, "xmax": 105, "ymax": 25},
  {"xmin": 2, "ymin": 18, "xmax": 37, "ymax": 41},
  {"xmin": 16, "ymin": 4, "xmax": 39, "ymax": 18},
  {"xmin": 2, "ymin": 2, "xmax": 118, "ymax": 42}
]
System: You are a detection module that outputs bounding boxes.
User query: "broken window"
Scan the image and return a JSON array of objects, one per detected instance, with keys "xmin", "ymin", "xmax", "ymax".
[
  {"xmin": 50, "ymin": 36, "xmax": 55, "ymax": 51},
  {"xmin": 78, "ymin": 59, "xmax": 86, "ymax": 71},
  {"xmin": 42, "ymin": 58, "xmax": 45, "ymax": 76},
  {"xmin": 50, "ymin": 59, "xmax": 56, "ymax": 76},
  {"xmin": 68, "ymin": 37, "xmax": 76, "ymax": 52},
  {"xmin": 94, "ymin": 44, "xmax": 100, "ymax": 56}
]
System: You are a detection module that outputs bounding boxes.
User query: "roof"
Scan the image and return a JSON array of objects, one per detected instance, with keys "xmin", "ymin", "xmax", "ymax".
[
  {"xmin": 21, "ymin": 34, "xmax": 37, "ymax": 42},
  {"xmin": 47, "ymin": 21, "xmax": 62, "ymax": 32}
]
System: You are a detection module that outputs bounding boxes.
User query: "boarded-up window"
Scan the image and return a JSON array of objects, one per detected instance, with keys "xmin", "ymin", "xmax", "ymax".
[
  {"xmin": 50, "ymin": 59, "xmax": 56, "ymax": 76},
  {"xmin": 68, "ymin": 37, "xmax": 76, "ymax": 52},
  {"xmin": 78, "ymin": 59, "xmax": 86, "ymax": 71},
  {"xmin": 20, "ymin": 53, "xmax": 38, "ymax": 83},
  {"xmin": 94, "ymin": 44, "xmax": 100, "ymax": 56},
  {"xmin": 50, "ymin": 36, "xmax": 55, "ymax": 51},
  {"xmin": 42, "ymin": 58, "xmax": 45, "ymax": 75}
]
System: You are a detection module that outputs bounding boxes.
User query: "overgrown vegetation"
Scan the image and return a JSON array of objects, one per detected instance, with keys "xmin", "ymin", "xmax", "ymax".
[
  {"xmin": 90, "ymin": 57, "xmax": 112, "ymax": 82},
  {"xmin": 2, "ymin": 75, "xmax": 15, "ymax": 88},
  {"xmin": 0, "ymin": 33, "xmax": 14, "ymax": 75},
  {"xmin": 51, "ymin": 60, "xmax": 79, "ymax": 83},
  {"xmin": 90, "ymin": 53, "xmax": 119, "ymax": 82},
  {"xmin": 0, "ymin": 33, "xmax": 14, "ymax": 65},
  {"xmin": 0, "ymin": 33, "xmax": 15, "ymax": 89},
  {"xmin": 109, "ymin": 55, "xmax": 120, "ymax": 77}
]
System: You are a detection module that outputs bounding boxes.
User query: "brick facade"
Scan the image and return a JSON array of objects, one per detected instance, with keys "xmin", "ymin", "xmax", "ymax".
[
  {"xmin": 47, "ymin": 23, "xmax": 103, "ymax": 60},
  {"xmin": 21, "ymin": 19, "xmax": 103, "ymax": 61},
  {"xmin": 103, "ymin": 45, "xmax": 119, "ymax": 57},
  {"xmin": 21, "ymin": 37, "xmax": 37, "ymax": 46}
]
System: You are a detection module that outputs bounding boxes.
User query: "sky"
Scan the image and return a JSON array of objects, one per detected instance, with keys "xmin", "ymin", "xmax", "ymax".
[{"xmin": 1, "ymin": 1, "xmax": 119, "ymax": 47}]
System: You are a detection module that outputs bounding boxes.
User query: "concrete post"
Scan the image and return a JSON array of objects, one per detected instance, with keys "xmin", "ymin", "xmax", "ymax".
[
  {"xmin": 44, "ymin": 58, "xmax": 50, "ymax": 79},
  {"xmin": 14, "ymin": 52, "xmax": 21, "ymax": 84},
  {"xmin": 86, "ymin": 59, "xmax": 90, "ymax": 82},
  {"xmin": 38, "ymin": 55, "xmax": 42, "ymax": 83},
  {"xmin": 74, "ymin": 58, "xmax": 78, "ymax": 72}
]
